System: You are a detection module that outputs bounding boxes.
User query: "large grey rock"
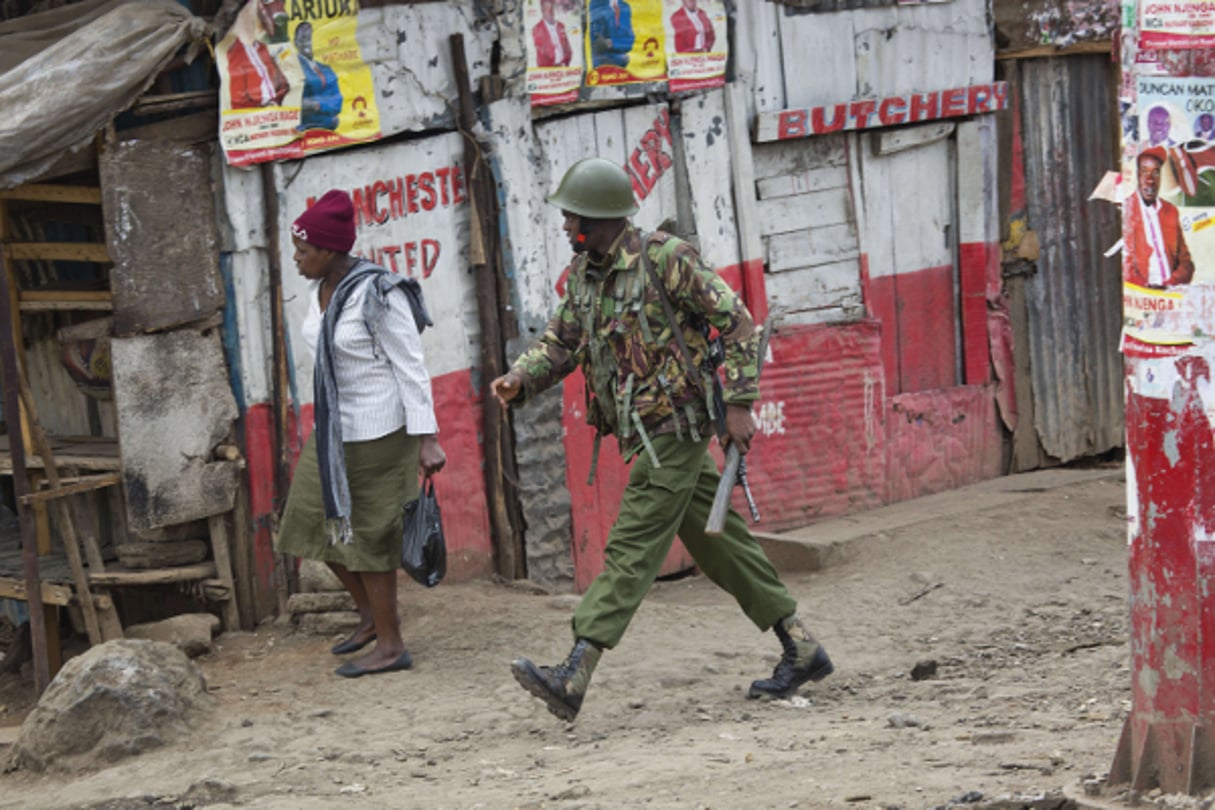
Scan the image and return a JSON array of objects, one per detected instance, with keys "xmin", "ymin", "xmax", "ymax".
[
  {"xmin": 11, "ymin": 639, "xmax": 213, "ymax": 772},
  {"xmin": 286, "ymin": 592, "xmax": 356, "ymax": 614},
  {"xmin": 298, "ymin": 559, "xmax": 344, "ymax": 593},
  {"xmin": 125, "ymin": 614, "xmax": 221, "ymax": 658},
  {"xmin": 296, "ymin": 611, "xmax": 360, "ymax": 636}
]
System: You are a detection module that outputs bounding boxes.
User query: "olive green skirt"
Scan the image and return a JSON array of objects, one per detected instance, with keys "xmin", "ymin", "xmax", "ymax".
[{"xmin": 275, "ymin": 427, "xmax": 421, "ymax": 572}]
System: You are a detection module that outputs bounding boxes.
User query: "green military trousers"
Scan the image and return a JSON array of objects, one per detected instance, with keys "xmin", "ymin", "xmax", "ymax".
[{"xmin": 572, "ymin": 434, "xmax": 798, "ymax": 649}]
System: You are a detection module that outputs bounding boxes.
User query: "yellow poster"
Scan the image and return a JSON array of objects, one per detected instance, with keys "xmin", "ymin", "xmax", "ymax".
[
  {"xmin": 584, "ymin": 0, "xmax": 666, "ymax": 88},
  {"xmin": 217, "ymin": 0, "xmax": 381, "ymax": 166}
]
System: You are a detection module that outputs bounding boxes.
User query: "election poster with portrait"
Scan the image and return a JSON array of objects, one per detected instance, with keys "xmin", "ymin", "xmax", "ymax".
[
  {"xmin": 217, "ymin": 0, "xmax": 382, "ymax": 167},
  {"xmin": 1123, "ymin": 75, "xmax": 1215, "ymax": 354},
  {"xmin": 584, "ymin": 0, "xmax": 667, "ymax": 88},
  {"xmin": 1140, "ymin": 0, "xmax": 1215, "ymax": 49},
  {"xmin": 524, "ymin": 0, "xmax": 728, "ymax": 104},
  {"xmin": 526, "ymin": 0, "xmax": 585, "ymax": 106},
  {"xmin": 662, "ymin": 0, "xmax": 726, "ymax": 93}
]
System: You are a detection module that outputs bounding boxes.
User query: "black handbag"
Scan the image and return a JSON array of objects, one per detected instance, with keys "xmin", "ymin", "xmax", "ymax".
[{"xmin": 401, "ymin": 478, "xmax": 446, "ymax": 587}]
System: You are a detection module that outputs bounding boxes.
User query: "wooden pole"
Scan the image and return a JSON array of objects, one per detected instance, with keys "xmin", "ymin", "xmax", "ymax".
[
  {"xmin": 261, "ymin": 164, "xmax": 295, "ymax": 611},
  {"xmin": 449, "ymin": 34, "xmax": 525, "ymax": 579},
  {"xmin": 207, "ymin": 513, "xmax": 241, "ymax": 632},
  {"xmin": 0, "ymin": 244, "xmax": 50, "ymax": 693}
]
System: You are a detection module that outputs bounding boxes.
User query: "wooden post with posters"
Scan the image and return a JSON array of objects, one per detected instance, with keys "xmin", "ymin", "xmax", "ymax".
[{"xmin": 1109, "ymin": 9, "xmax": 1215, "ymax": 794}]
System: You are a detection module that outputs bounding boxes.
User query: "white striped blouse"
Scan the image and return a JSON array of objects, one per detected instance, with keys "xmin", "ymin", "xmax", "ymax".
[{"xmin": 301, "ymin": 276, "xmax": 439, "ymax": 441}]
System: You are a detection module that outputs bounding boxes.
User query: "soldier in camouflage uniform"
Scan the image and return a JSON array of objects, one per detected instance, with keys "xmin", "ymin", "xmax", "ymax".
[{"xmin": 491, "ymin": 158, "xmax": 833, "ymax": 722}]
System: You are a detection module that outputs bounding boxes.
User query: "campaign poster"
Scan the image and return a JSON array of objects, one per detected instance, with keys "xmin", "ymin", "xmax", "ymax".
[
  {"xmin": 1140, "ymin": 0, "xmax": 1215, "ymax": 49},
  {"xmin": 584, "ymin": 0, "xmax": 667, "ymax": 87},
  {"xmin": 662, "ymin": 0, "xmax": 726, "ymax": 93},
  {"xmin": 217, "ymin": 0, "xmax": 381, "ymax": 167},
  {"xmin": 526, "ymin": 0, "xmax": 585, "ymax": 107},
  {"xmin": 1123, "ymin": 76, "xmax": 1215, "ymax": 354}
]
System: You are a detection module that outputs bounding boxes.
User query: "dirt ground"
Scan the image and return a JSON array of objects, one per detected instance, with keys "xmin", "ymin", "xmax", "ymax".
[{"xmin": 0, "ymin": 466, "xmax": 1172, "ymax": 809}]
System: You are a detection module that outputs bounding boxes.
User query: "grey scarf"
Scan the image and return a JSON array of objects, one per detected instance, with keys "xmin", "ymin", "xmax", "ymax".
[{"xmin": 314, "ymin": 259, "xmax": 432, "ymax": 544}]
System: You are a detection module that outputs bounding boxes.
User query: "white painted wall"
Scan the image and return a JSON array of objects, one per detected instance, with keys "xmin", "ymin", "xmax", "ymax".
[
  {"xmin": 726, "ymin": 0, "xmax": 993, "ymax": 328},
  {"xmin": 752, "ymin": 135, "xmax": 863, "ymax": 324},
  {"xmin": 733, "ymin": 0, "xmax": 992, "ymax": 112},
  {"xmin": 220, "ymin": 163, "xmax": 273, "ymax": 406},
  {"xmin": 273, "ymin": 133, "xmax": 477, "ymax": 400},
  {"xmin": 356, "ymin": 2, "xmax": 497, "ymax": 138},
  {"xmin": 681, "ymin": 88, "xmax": 742, "ymax": 273},
  {"xmin": 860, "ymin": 124, "xmax": 955, "ymax": 282},
  {"xmin": 956, "ymin": 117, "xmax": 999, "ymax": 248}
]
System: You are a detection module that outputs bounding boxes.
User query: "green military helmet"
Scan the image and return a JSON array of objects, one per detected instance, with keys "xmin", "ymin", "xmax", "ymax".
[{"xmin": 547, "ymin": 158, "xmax": 639, "ymax": 218}]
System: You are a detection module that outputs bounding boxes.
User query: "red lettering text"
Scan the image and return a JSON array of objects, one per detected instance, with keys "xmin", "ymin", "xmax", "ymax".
[
  {"xmin": 849, "ymin": 100, "xmax": 877, "ymax": 129},
  {"xmin": 941, "ymin": 87, "xmax": 966, "ymax": 117},
  {"xmin": 878, "ymin": 97, "xmax": 907, "ymax": 126},
  {"xmin": 779, "ymin": 110, "xmax": 808, "ymax": 139},
  {"xmin": 909, "ymin": 92, "xmax": 938, "ymax": 122},
  {"xmin": 811, "ymin": 104, "xmax": 847, "ymax": 133}
]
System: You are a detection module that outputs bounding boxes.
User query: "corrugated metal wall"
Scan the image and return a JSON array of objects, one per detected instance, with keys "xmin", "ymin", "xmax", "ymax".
[{"xmin": 1019, "ymin": 55, "xmax": 1124, "ymax": 462}]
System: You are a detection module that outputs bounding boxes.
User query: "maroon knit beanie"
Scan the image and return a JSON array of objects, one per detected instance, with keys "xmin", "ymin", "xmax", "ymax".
[{"xmin": 291, "ymin": 189, "xmax": 356, "ymax": 253}]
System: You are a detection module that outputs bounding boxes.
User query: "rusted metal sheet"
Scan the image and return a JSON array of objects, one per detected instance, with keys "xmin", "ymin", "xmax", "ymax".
[
  {"xmin": 1018, "ymin": 55, "xmax": 1123, "ymax": 462},
  {"xmin": 746, "ymin": 321, "xmax": 887, "ymax": 530},
  {"xmin": 993, "ymin": 0, "xmax": 1117, "ymax": 54},
  {"xmin": 885, "ymin": 386, "xmax": 1003, "ymax": 502},
  {"xmin": 99, "ymin": 139, "xmax": 224, "ymax": 336},
  {"xmin": 110, "ymin": 326, "xmax": 240, "ymax": 531}
]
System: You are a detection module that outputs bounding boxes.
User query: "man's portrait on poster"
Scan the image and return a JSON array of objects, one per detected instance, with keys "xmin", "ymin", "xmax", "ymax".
[
  {"xmin": 1125, "ymin": 145, "xmax": 1195, "ymax": 289},
  {"xmin": 532, "ymin": 0, "xmax": 573, "ymax": 67},
  {"xmin": 670, "ymin": 0, "xmax": 716, "ymax": 53}
]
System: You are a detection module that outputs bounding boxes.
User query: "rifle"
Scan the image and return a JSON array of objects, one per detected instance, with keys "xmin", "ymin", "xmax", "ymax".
[{"xmin": 705, "ymin": 316, "xmax": 773, "ymax": 536}]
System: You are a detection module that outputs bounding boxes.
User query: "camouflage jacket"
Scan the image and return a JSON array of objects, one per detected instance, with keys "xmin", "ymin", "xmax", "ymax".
[{"xmin": 511, "ymin": 224, "xmax": 760, "ymax": 462}]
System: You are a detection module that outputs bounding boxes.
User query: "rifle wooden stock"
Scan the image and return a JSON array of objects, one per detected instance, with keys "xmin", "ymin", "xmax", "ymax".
[{"xmin": 706, "ymin": 444, "xmax": 741, "ymax": 536}]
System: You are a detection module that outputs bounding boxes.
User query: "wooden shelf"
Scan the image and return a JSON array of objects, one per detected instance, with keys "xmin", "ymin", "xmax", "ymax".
[
  {"xmin": 0, "ymin": 576, "xmax": 74, "ymax": 606},
  {"xmin": 8, "ymin": 243, "xmax": 111, "ymax": 263},
  {"xmin": 0, "ymin": 185, "xmax": 102, "ymax": 205},
  {"xmin": 0, "ymin": 435, "xmax": 120, "ymax": 474},
  {"xmin": 17, "ymin": 289, "xmax": 112, "ymax": 312},
  {"xmin": 0, "ymin": 543, "xmax": 78, "ymax": 605},
  {"xmin": 89, "ymin": 561, "xmax": 216, "ymax": 587}
]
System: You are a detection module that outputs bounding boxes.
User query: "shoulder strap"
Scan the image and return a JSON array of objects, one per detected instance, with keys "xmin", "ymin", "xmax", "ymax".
[{"xmin": 639, "ymin": 232, "xmax": 706, "ymax": 398}]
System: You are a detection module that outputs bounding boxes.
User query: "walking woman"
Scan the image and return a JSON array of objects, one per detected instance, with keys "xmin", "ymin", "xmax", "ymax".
[{"xmin": 276, "ymin": 189, "xmax": 446, "ymax": 677}]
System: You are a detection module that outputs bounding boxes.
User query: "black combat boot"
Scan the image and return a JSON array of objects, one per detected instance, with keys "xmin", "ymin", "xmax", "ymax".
[
  {"xmin": 511, "ymin": 639, "xmax": 603, "ymax": 722},
  {"xmin": 748, "ymin": 614, "xmax": 834, "ymax": 700}
]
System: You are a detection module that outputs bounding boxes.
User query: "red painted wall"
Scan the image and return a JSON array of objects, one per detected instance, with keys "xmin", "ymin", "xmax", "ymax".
[
  {"xmin": 886, "ymin": 386, "xmax": 1003, "ymax": 503},
  {"xmin": 867, "ymin": 266, "xmax": 957, "ymax": 394}
]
